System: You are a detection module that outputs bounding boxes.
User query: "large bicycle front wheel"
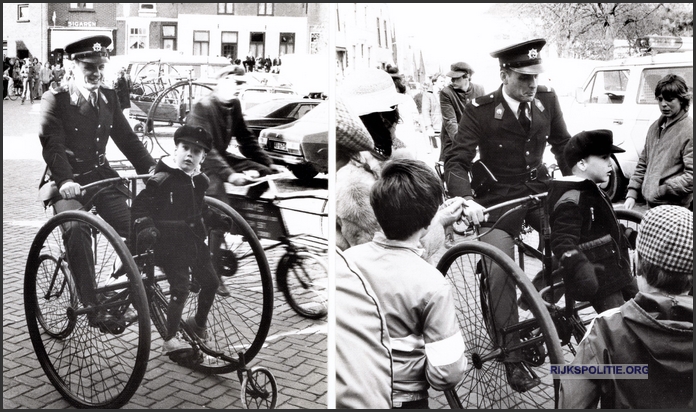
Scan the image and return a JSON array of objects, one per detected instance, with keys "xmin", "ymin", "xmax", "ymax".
[
  {"xmin": 183, "ymin": 197, "xmax": 274, "ymax": 374},
  {"xmin": 277, "ymin": 251, "xmax": 328, "ymax": 319},
  {"xmin": 24, "ymin": 211, "xmax": 151, "ymax": 409},
  {"xmin": 437, "ymin": 241, "xmax": 564, "ymax": 409}
]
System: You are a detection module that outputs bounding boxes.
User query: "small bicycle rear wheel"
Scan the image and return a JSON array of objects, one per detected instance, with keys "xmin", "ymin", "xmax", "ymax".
[
  {"xmin": 184, "ymin": 197, "xmax": 273, "ymax": 374},
  {"xmin": 241, "ymin": 367, "xmax": 278, "ymax": 409},
  {"xmin": 437, "ymin": 241, "xmax": 564, "ymax": 409},
  {"xmin": 277, "ymin": 252, "xmax": 328, "ymax": 319},
  {"xmin": 24, "ymin": 211, "xmax": 151, "ymax": 409}
]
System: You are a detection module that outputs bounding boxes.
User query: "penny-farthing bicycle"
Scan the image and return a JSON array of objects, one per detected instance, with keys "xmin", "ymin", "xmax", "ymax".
[{"xmin": 24, "ymin": 176, "xmax": 277, "ymax": 408}]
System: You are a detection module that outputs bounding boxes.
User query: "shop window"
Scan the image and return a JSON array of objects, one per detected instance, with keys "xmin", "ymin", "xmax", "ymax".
[
  {"xmin": 129, "ymin": 27, "xmax": 147, "ymax": 50},
  {"xmin": 221, "ymin": 32, "xmax": 238, "ymax": 60},
  {"xmin": 279, "ymin": 33, "xmax": 294, "ymax": 56},
  {"xmin": 162, "ymin": 25, "xmax": 177, "ymax": 51}
]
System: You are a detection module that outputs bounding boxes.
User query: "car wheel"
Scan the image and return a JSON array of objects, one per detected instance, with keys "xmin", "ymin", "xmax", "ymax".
[
  {"xmin": 601, "ymin": 157, "xmax": 627, "ymax": 202},
  {"xmin": 289, "ymin": 164, "xmax": 319, "ymax": 180}
]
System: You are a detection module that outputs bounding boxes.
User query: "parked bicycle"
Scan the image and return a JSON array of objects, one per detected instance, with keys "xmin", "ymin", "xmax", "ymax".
[
  {"xmin": 24, "ymin": 175, "xmax": 277, "ymax": 408},
  {"xmin": 437, "ymin": 192, "xmax": 642, "ymax": 409}
]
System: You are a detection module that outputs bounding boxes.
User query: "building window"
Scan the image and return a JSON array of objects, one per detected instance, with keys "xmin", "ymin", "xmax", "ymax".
[
  {"xmin": 17, "ymin": 4, "xmax": 29, "ymax": 22},
  {"xmin": 139, "ymin": 3, "xmax": 155, "ymax": 12},
  {"xmin": 376, "ymin": 18, "xmax": 381, "ymax": 47},
  {"xmin": 129, "ymin": 26, "xmax": 147, "ymax": 50},
  {"xmin": 258, "ymin": 3, "xmax": 273, "ymax": 16},
  {"xmin": 162, "ymin": 25, "xmax": 177, "ymax": 51},
  {"xmin": 69, "ymin": 3, "xmax": 94, "ymax": 10},
  {"xmin": 221, "ymin": 32, "xmax": 238, "ymax": 60},
  {"xmin": 193, "ymin": 31, "xmax": 210, "ymax": 56},
  {"xmin": 218, "ymin": 3, "xmax": 234, "ymax": 14},
  {"xmin": 279, "ymin": 33, "xmax": 294, "ymax": 56},
  {"xmin": 249, "ymin": 32, "xmax": 265, "ymax": 59}
]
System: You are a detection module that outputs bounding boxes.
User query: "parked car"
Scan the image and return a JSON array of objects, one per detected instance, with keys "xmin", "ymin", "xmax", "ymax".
[
  {"xmin": 244, "ymin": 97, "xmax": 322, "ymax": 138},
  {"xmin": 258, "ymin": 100, "xmax": 328, "ymax": 180},
  {"xmin": 564, "ymin": 35, "xmax": 693, "ymax": 201}
]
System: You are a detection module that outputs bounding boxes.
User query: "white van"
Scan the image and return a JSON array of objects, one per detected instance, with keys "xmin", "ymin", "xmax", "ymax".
[{"xmin": 565, "ymin": 36, "xmax": 693, "ymax": 201}]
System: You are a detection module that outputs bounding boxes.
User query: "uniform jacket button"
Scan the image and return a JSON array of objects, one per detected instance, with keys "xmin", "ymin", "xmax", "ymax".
[
  {"xmin": 525, "ymin": 151, "xmax": 530, "ymax": 155},
  {"xmin": 526, "ymin": 165, "xmax": 530, "ymax": 170}
]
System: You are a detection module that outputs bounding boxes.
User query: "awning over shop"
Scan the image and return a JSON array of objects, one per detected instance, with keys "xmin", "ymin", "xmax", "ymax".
[{"xmin": 49, "ymin": 28, "xmax": 114, "ymax": 51}]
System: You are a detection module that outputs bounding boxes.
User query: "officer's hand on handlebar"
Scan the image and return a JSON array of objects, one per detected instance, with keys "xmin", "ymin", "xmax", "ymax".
[
  {"xmin": 462, "ymin": 199, "xmax": 488, "ymax": 226},
  {"xmin": 59, "ymin": 181, "xmax": 82, "ymax": 199},
  {"xmin": 623, "ymin": 197, "xmax": 636, "ymax": 210}
]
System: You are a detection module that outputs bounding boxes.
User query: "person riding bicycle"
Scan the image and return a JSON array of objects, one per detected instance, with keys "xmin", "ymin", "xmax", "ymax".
[
  {"xmin": 131, "ymin": 125, "xmax": 233, "ymax": 356},
  {"xmin": 38, "ymin": 35, "xmax": 156, "ymax": 326},
  {"xmin": 186, "ymin": 65, "xmax": 284, "ymax": 296},
  {"xmin": 546, "ymin": 130, "xmax": 638, "ymax": 313},
  {"xmin": 443, "ymin": 38, "xmax": 572, "ymax": 393}
]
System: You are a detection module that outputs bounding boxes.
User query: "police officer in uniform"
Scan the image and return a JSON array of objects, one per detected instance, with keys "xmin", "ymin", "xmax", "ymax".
[
  {"xmin": 444, "ymin": 38, "xmax": 572, "ymax": 393},
  {"xmin": 39, "ymin": 35, "xmax": 156, "ymax": 322}
]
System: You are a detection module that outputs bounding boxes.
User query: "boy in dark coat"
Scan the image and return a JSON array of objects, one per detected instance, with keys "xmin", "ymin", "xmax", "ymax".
[
  {"xmin": 548, "ymin": 129, "xmax": 638, "ymax": 313},
  {"xmin": 131, "ymin": 125, "xmax": 232, "ymax": 356}
]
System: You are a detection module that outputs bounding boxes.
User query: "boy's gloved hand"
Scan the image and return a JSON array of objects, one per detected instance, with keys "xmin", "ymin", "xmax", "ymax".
[
  {"xmin": 621, "ymin": 224, "xmax": 638, "ymax": 249},
  {"xmin": 134, "ymin": 217, "xmax": 160, "ymax": 253},
  {"xmin": 559, "ymin": 250, "xmax": 599, "ymax": 302}
]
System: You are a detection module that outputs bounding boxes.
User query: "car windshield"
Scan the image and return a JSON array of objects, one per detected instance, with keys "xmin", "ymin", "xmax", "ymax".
[{"xmin": 244, "ymin": 99, "xmax": 296, "ymax": 117}]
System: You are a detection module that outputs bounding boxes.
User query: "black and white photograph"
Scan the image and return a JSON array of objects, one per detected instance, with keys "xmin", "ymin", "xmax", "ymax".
[{"xmin": 3, "ymin": 2, "xmax": 693, "ymax": 411}]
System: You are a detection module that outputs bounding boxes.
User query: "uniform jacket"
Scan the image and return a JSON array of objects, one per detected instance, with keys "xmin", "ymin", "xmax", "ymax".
[
  {"xmin": 444, "ymin": 85, "xmax": 571, "ymax": 210},
  {"xmin": 549, "ymin": 177, "xmax": 634, "ymax": 299},
  {"xmin": 560, "ymin": 292, "xmax": 693, "ymax": 409},
  {"xmin": 627, "ymin": 110, "xmax": 693, "ymax": 208},
  {"xmin": 439, "ymin": 83, "xmax": 485, "ymax": 161},
  {"xmin": 187, "ymin": 94, "xmax": 272, "ymax": 181},
  {"xmin": 39, "ymin": 83, "xmax": 155, "ymax": 188},
  {"xmin": 344, "ymin": 233, "xmax": 466, "ymax": 403},
  {"xmin": 131, "ymin": 158, "xmax": 227, "ymax": 267},
  {"xmin": 336, "ymin": 250, "xmax": 393, "ymax": 409}
]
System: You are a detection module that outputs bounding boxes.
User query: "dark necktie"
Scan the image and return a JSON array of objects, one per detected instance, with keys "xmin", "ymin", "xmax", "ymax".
[
  {"xmin": 89, "ymin": 91, "xmax": 98, "ymax": 112},
  {"xmin": 518, "ymin": 103, "xmax": 530, "ymax": 133}
]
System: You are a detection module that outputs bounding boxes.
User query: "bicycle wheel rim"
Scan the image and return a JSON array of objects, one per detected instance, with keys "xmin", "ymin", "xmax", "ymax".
[
  {"xmin": 24, "ymin": 211, "xmax": 151, "ymax": 408},
  {"xmin": 437, "ymin": 241, "xmax": 564, "ymax": 409},
  {"xmin": 186, "ymin": 197, "xmax": 273, "ymax": 374},
  {"xmin": 241, "ymin": 367, "xmax": 278, "ymax": 409},
  {"xmin": 34, "ymin": 254, "xmax": 78, "ymax": 339},
  {"xmin": 278, "ymin": 252, "xmax": 328, "ymax": 319}
]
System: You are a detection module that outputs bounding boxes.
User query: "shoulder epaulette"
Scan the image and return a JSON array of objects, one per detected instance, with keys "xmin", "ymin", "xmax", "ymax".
[
  {"xmin": 536, "ymin": 85, "xmax": 555, "ymax": 93},
  {"xmin": 554, "ymin": 189, "xmax": 581, "ymax": 210},
  {"xmin": 471, "ymin": 93, "xmax": 495, "ymax": 108}
]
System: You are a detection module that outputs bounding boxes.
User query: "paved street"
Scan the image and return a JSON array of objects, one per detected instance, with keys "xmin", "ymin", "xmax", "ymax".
[{"xmin": 3, "ymin": 98, "xmax": 328, "ymax": 409}]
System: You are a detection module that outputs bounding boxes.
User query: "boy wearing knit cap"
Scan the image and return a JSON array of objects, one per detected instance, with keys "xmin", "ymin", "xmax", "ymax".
[
  {"xmin": 545, "ymin": 129, "xmax": 639, "ymax": 314},
  {"xmin": 560, "ymin": 205, "xmax": 693, "ymax": 408}
]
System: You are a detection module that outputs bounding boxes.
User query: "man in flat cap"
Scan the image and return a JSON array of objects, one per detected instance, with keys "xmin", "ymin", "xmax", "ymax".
[
  {"xmin": 439, "ymin": 62, "xmax": 485, "ymax": 161},
  {"xmin": 187, "ymin": 64, "xmax": 283, "ymax": 295},
  {"xmin": 38, "ymin": 35, "xmax": 156, "ymax": 326},
  {"xmin": 444, "ymin": 39, "xmax": 572, "ymax": 392}
]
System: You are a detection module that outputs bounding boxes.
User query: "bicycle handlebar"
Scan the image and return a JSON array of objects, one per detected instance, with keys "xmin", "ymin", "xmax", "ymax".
[{"xmin": 79, "ymin": 174, "xmax": 151, "ymax": 191}]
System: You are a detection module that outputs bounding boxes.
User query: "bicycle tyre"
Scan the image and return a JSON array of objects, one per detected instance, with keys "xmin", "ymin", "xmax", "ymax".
[
  {"xmin": 8, "ymin": 84, "xmax": 20, "ymax": 100},
  {"xmin": 437, "ymin": 241, "xmax": 564, "ymax": 409},
  {"xmin": 34, "ymin": 254, "xmax": 78, "ymax": 339},
  {"xmin": 277, "ymin": 252, "xmax": 328, "ymax": 319},
  {"xmin": 24, "ymin": 211, "xmax": 151, "ymax": 409},
  {"xmin": 146, "ymin": 80, "xmax": 213, "ymax": 155},
  {"xmin": 241, "ymin": 367, "xmax": 278, "ymax": 409},
  {"xmin": 184, "ymin": 197, "xmax": 273, "ymax": 374}
]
